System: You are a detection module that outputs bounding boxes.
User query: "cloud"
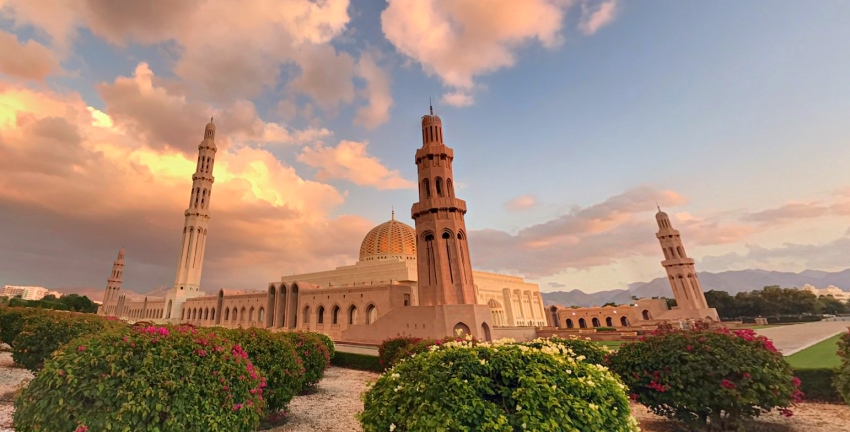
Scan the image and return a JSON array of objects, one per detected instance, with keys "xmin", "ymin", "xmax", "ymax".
[
  {"xmin": 699, "ymin": 234, "xmax": 850, "ymax": 273},
  {"xmin": 298, "ymin": 140, "xmax": 416, "ymax": 190},
  {"xmin": 548, "ymin": 282, "xmax": 566, "ymax": 288},
  {"xmin": 469, "ymin": 186, "xmax": 691, "ymax": 277},
  {"xmin": 578, "ymin": 0, "xmax": 618, "ymax": 35},
  {"xmin": 505, "ymin": 194, "xmax": 537, "ymax": 211},
  {"xmin": 381, "ymin": 0, "xmax": 570, "ymax": 105},
  {"xmin": 353, "ymin": 52, "xmax": 393, "ymax": 128},
  {"xmin": 0, "ymin": 30, "xmax": 62, "ymax": 81},
  {"xmin": 96, "ymin": 63, "xmax": 330, "ymax": 155},
  {"xmin": 0, "ymin": 79, "xmax": 377, "ymax": 293}
]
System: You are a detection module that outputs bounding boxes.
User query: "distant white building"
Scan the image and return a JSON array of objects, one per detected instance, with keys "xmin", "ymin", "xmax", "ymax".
[
  {"xmin": 801, "ymin": 284, "xmax": 850, "ymax": 303},
  {"xmin": 2, "ymin": 285, "xmax": 49, "ymax": 300}
]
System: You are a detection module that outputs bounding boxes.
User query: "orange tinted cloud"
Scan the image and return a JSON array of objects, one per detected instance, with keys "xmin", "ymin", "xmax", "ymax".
[{"xmin": 298, "ymin": 140, "xmax": 416, "ymax": 190}]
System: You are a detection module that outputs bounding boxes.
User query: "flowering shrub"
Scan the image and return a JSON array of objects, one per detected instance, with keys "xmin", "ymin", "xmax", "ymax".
[
  {"xmin": 359, "ymin": 339, "xmax": 639, "ymax": 432},
  {"xmin": 13, "ymin": 325, "xmax": 266, "ymax": 432},
  {"xmin": 12, "ymin": 311, "xmax": 126, "ymax": 372},
  {"xmin": 524, "ymin": 336, "xmax": 610, "ymax": 365},
  {"xmin": 279, "ymin": 332, "xmax": 331, "ymax": 392},
  {"xmin": 607, "ymin": 328, "xmax": 801, "ymax": 430},
  {"xmin": 0, "ymin": 306, "xmax": 37, "ymax": 347},
  {"xmin": 313, "ymin": 332, "xmax": 336, "ymax": 358},
  {"xmin": 378, "ymin": 336, "xmax": 425, "ymax": 369},
  {"xmin": 217, "ymin": 328, "xmax": 305, "ymax": 412},
  {"xmin": 837, "ymin": 330, "xmax": 850, "ymax": 405}
]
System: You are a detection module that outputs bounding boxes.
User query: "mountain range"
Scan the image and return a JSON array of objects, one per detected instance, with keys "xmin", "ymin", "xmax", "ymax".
[{"xmin": 542, "ymin": 268, "xmax": 850, "ymax": 307}]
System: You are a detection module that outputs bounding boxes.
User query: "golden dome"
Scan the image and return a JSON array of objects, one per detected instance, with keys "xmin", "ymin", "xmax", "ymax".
[{"xmin": 359, "ymin": 214, "xmax": 417, "ymax": 262}]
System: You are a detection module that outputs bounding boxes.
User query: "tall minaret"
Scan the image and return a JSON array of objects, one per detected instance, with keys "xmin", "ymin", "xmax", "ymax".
[
  {"xmin": 411, "ymin": 105, "xmax": 475, "ymax": 306},
  {"xmin": 655, "ymin": 208, "xmax": 709, "ymax": 310},
  {"xmin": 99, "ymin": 248, "xmax": 125, "ymax": 316},
  {"xmin": 172, "ymin": 118, "xmax": 217, "ymax": 293}
]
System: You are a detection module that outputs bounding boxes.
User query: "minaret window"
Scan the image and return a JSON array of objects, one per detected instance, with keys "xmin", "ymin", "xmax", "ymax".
[
  {"xmin": 194, "ymin": 188, "xmax": 200, "ymax": 207},
  {"xmin": 677, "ymin": 246, "xmax": 685, "ymax": 258},
  {"xmin": 663, "ymin": 248, "xmax": 669, "ymax": 260},
  {"xmin": 446, "ymin": 179, "xmax": 454, "ymax": 197},
  {"xmin": 442, "ymin": 232, "xmax": 454, "ymax": 283},
  {"xmin": 425, "ymin": 234, "xmax": 435, "ymax": 285},
  {"xmin": 436, "ymin": 177, "xmax": 443, "ymax": 197},
  {"xmin": 422, "ymin": 179, "xmax": 431, "ymax": 199},
  {"xmin": 201, "ymin": 189, "xmax": 206, "ymax": 207}
]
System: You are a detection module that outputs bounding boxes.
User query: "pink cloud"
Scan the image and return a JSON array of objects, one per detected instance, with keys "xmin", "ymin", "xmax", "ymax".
[
  {"xmin": 298, "ymin": 140, "xmax": 416, "ymax": 190},
  {"xmin": 578, "ymin": 0, "xmax": 619, "ymax": 36},
  {"xmin": 0, "ymin": 30, "xmax": 62, "ymax": 81},
  {"xmin": 504, "ymin": 194, "xmax": 537, "ymax": 211}
]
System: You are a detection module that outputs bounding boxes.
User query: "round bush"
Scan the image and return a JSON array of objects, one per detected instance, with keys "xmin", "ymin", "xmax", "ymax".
[
  {"xmin": 0, "ymin": 307, "xmax": 37, "ymax": 347},
  {"xmin": 524, "ymin": 336, "xmax": 610, "ymax": 365},
  {"xmin": 837, "ymin": 330, "xmax": 850, "ymax": 405},
  {"xmin": 12, "ymin": 311, "xmax": 125, "ymax": 372},
  {"xmin": 13, "ymin": 325, "xmax": 266, "ymax": 432},
  {"xmin": 279, "ymin": 332, "xmax": 330, "ymax": 392},
  {"xmin": 607, "ymin": 328, "xmax": 802, "ymax": 430},
  {"xmin": 313, "ymin": 332, "xmax": 336, "ymax": 359},
  {"xmin": 378, "ymin": 336, "xmax": 424, "ymax": 369},
  {"xmin": 219, "ymin": 328, "xmax": 305, "ymax": 412},
  {"xmin": 359, "ymin": 340, "xmax": 639, "ymax": 432}
]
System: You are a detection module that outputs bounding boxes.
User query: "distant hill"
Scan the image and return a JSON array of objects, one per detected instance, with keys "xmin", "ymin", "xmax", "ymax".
[{"xmin": 542, "ymin": 268, "xmax": 850, "ymax": 307}]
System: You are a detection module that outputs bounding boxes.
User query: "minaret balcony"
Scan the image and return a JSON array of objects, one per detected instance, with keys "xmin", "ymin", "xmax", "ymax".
[
  {"xmin": 662, "ymin": 257, "xmax": 696, "ymax": 266},
  {"xmin": 415, "ymin": 146, "xmax": 454, "ymax": 160},
  {"xmin": 411, "ymin": 197, "xmax": 467, "ymax": 217}
]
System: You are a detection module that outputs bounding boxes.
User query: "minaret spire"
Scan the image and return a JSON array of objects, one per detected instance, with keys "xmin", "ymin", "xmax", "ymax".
[
  {"xmin": 412, "ymin": 109, "xmax": 474, "ymax": 306},
  {"xmin": 429, "ymin": 97, "xmax": 433, "ymax": 115},
  {"xmin": 99, "ymin": 248, "xmax": 126, "ymax": 316},
  {"xmin": 655, "ymin": 209, "xmax": 709, "ymax": 311}
]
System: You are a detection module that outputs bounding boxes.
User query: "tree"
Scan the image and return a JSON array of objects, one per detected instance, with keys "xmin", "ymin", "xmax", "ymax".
[{"xmin": 602, "ymin": 302, "xmax": 618, "ymax": 307}]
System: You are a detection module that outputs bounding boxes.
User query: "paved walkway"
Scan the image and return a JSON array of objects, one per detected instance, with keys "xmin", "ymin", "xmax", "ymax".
[
  {"xmin": 335, "ymin": 343, "xmax": 379, "ymax": 356},
  {"xmin": 755, "ymin": 320, "xmax": 850, "ymax": 356}
]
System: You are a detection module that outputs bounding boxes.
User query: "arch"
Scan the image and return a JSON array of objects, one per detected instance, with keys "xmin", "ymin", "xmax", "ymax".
[
  {"xmin": 204, "ymin": 308, "xmax": 209, "ymax": 320},
  {"xmin": 276, "ymin": 284, "xmax": 287, "ymax": 328},
  {"xmin": 240, "ymin": 307, "xmax": 247, "ymax": 322},
  {"xmin": 452, "ymin": 322, "xmax": 471, "ymax": 336},
  {"xmin": 332, "ymin": 305, "xmax": 340, "ymax": 325},
  {"xmin": 181, "ymin": 308, "xmax": 185, "ymax": 320},
  {"xmin": 191, "ymin": 308, "xmax": 197, "ymax": 320},
  {"xmin": 348, "ymin": 304, "xmax": 358, "ymax": 325},
  {"xmin": 249, "ymin": 307, "xmax": 255, "ymax": 322},
  {"xmin": 287, "ymin": 283, "xmax": 300, "ymax": 329},
  {"xmin": 422, "ymin": 178, "xmax": 431, "ymax": 199},
  {"xmin": 668, "ymin": 247, "xmax": 676, "ymax": 258},
  {"xmin": 578, "ymin": 318, "xmax": 587, "ymax": 328},
  {"xmin": 591, "ymin": 317, "xmax": 601, "ymax": 327},
  {"xmin": 606, "ymin": 317, "xmax": 613, "ymax": 327},
  {"xmin": 677, "ymin": 246, "xmax": 685, "ymax": 258},
  {"xmin": 365, "ymin": 304, "xmax": 377, "ymax": 325},
  {"xmin": 435, "ymin": 177, "xmax": 444, "ymax": 197},
  {"xmin": 549, "ymin": 306, "xmax": 560, "ymax": 327},
  {"xmin": 267, "ymin": 284, "xmax": 277, "ymax": 328},
  {"xmin": 166, "ymin": 300, "xmax": 173, "ymax": 319},
  {"xmin": 303, "ymin": 305, "xmax": 311, "ymax": 324},
  {"xmin": 446, "ymin": 178, "xmax": 454, "ymax": 197},
  {"xmin": 621, "ymin": 316, "xmax": 630, "ymax": 326},
  {"xmin": 663, "ymin": 248, "xmax": 669, "ymax": 260},
  {"xmin": 317, "ymin": 305, "xmax": 325, "ymax": 324},
  {"xmin": 481, "ymin": 322, "xmax": 492, "ymax": 341},
  {"xmin": 258, "ymin": 307, "xmax": 265, "ymax": 323},
  {"xmin": 224, "ymin": 308, "xmax": 230, "ymax": 321},
  {"xmin": 642, "ymin": 310, "xmax": 652, "ymax": 320},
  {"xmin": 566, "ymin": 318, "xmax": 574, "ymax": 328},
  {"xmin": 678, "ymin": 275, "xmax": 689, "ymax": 299}
]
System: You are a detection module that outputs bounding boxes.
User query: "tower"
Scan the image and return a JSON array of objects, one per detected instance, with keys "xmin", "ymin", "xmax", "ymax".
[
  {"xmin": 655, "ymin": 208, "xmax": 709, "ymax": 310},
  {"xmin": 99, "ymin": 248, "xmax": 125, "ymax": 316},
  {"xmin": 165, "ymin": 119, "xmax": 217, "ymax": 319},
  {"xmin": 411, "ymin": 106, "xmax": 475, "ymax": 306}
]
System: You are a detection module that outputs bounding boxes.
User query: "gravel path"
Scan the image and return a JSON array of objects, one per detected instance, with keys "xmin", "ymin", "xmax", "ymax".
[
  {"xmin": 0, "ymin": 351, "xmax": 33, "ymax": 432},
  {"xmin": 269, "ymin": 367, "xmax": 378, "ymax": 432}
]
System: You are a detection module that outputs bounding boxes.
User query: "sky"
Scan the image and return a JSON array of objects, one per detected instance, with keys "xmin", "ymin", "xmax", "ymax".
[{"xmin": 1, "ymin": 0, "xmax": 849, "ymax": 298}]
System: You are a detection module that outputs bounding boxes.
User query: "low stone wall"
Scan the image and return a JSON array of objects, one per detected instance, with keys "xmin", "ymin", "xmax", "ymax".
[{"xmin": 491, "ymin": 327, "xmax": 538, "ymax": 342}]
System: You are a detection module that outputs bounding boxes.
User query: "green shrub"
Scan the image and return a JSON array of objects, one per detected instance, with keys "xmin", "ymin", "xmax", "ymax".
[
  {"xmin": 12, "ymin": 311, "xmax": 125, "ymax": 372},
  {"xmin": 837, "ymin": 331, "xmax": 850, "ymax": 405},
  {"xmin": 279, "ymin": 332, "xmax": 330, "ymax": 392},
  {"xmin": 0, "ymin": 307, "xmax": 37, "ymax": 347},
  {"xmin": 378, "ymin": 335, "xmax": 425, "ymax": 369},
  {"xmin": 217, "ymin": 328, "xmax": 305, "ymax": 412},
  {"xmin": 331, "ymin": 352, "xmax": 383, "ymax": 372},
  {"xmin": 13, "ymin": 325, "xmax": 266, "ymax": 432},
  {"xmin": 608, "ymin": 328, "xmax": 802, "ymax": 431},
  {"xmin": 794, "ymin": 368, "xmax": 840, "ymax": 403},
  {"xmin": 359, "ymin": 339, "xmax": 639, "ymax": 431},
  {"xmin": 596, "ymin": 326, "xmax": 617, "ymax": 332},
  {"xmin": 524, "ymin": 336, "xmax": 610, "ymax": 365},
  {"xmin": 313, "ymin": 332, "xmax": 335, "ymax": 359}
]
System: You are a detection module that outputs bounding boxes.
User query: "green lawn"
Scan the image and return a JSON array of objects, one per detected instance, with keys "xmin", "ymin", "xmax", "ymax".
[
  {"xmin": 747, "ymin": 324, "xmax": 781, "ymax": 330},
  {"xmin": 785, "ymin": 333, "xmax": 843, "ymax": 369},
  {"xmin": 594, "ymin": 340, "xmax": 625, "ymax": 351}
]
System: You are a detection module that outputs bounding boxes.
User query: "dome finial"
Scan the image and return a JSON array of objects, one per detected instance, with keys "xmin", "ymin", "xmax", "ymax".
[
  {"xmin": 429, "ymin": 97, "xmax": 433, "ymax": 115},
  {"xmin": 657, "ymin": 202, "xmax": 661, "ymax": 212},
  {"xmin": 392, "ymin": 205, "xmax": 395, "ymax": 220}
]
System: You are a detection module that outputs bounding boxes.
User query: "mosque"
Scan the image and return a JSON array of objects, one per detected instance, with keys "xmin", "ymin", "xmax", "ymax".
[{"xmin": 99, "ymin": 108, "xmax": 717, "ymax": 343}]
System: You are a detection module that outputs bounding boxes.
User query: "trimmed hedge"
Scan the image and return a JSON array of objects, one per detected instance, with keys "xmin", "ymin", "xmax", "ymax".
[
  {"xmin": 838, "ymin": 331, "xmax": 850, "ymax": 405},
  {"xmin": 279, "ymin": 332, "xmax": 331, "ymax": 392},
  {"xmin": 0, "ymin": 307, "xmax": 36, "ymax": 347},
  {"xmin": 331, "ymin": 352, "xmax": 382, "ymax": 372},
  {"xmin": 793, "ymin": 368, "xmax": 841, "ymax": 402}
]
